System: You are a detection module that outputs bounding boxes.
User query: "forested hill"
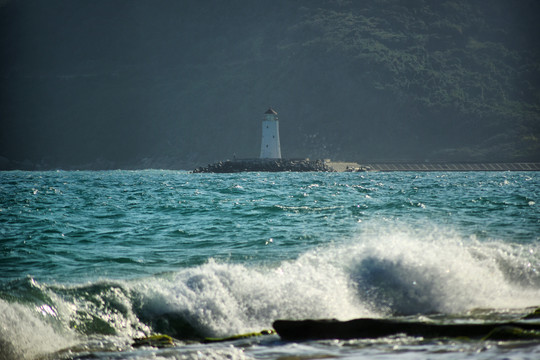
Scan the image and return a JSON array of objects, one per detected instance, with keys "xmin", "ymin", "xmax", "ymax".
[{"xmin": 1, "ymin": 0, "xmax": 539, "ymax": 169}]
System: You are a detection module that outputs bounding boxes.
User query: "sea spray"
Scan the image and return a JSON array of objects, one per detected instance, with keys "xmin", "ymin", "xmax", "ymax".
[
  {"xmin": 341, "ymin": 222, "xmax": 540, "ymax": 315},
  {"xmin": 0, "ymin": 299, "xmax": 76, "ymax": 360}
]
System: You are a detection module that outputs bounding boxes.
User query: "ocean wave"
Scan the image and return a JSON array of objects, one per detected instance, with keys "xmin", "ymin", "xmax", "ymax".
[{"xmin": 1, "ymin": 224, "xmax": 539, "ymax": 358}]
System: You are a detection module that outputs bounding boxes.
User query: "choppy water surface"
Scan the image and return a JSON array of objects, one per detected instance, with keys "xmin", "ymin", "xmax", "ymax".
[{"xmin": 1, "ymin": 170, "xmax": 539, "ymax": 359}]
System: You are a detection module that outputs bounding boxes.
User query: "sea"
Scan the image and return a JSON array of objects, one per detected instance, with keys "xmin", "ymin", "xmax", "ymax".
[{"xmin": 1, "ymin": 170, "xmax": 539, "ymax": 360}]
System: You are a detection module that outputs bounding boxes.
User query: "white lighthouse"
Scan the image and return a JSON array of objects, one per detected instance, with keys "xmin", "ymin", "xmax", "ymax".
[{"xmin": 260, "ymin": 108, "xmax": 282, "ymax": 159}]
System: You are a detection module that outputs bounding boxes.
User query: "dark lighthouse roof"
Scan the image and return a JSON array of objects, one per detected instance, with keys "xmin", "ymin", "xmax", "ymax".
[{"xmin": 265, "ymin": 108, "xmax": 278, "ymax": 115}]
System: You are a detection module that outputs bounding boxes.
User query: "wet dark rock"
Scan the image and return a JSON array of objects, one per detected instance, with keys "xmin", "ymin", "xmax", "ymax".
[
  {"xmin": 524, "ymin": 307, "xmax": 540, "ymax": 319},
  {"xmin": 272, "ymin": 318, "xmax": 540, "ymax": 341},
  {"xmin": 192, "ymin": 159, "xmax": 334, "ymax": 173}
]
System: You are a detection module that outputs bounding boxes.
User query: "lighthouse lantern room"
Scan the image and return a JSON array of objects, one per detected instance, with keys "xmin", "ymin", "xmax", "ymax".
[{"xmin": 260, "ymin": 108, "xmax": 282, "ymax": 159}]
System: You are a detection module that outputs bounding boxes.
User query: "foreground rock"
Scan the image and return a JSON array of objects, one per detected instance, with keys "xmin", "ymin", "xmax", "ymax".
[
  {"xmin": 273, "ymin": 318, "xmax": 540, "ymax": 341},
  {"xmin": 193, "ymin": 159, "xmax": 334, "ymax": 173}
]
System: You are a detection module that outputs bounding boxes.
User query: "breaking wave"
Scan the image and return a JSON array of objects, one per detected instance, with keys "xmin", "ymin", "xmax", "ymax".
[{"xmin": 1, "ymin": 223, "xmax": 539, "ymax": 359}]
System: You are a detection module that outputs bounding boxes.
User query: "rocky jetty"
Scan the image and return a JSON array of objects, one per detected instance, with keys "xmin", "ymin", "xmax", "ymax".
[{"xmin": 193, "ymin": 159, "xmax": 334, "ymax": 173}]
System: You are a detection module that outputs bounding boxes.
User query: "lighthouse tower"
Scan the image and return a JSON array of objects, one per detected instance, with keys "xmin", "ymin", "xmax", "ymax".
[{"xmin": 260, "ymin": 108, "xmax": 282, "ymax": 159}]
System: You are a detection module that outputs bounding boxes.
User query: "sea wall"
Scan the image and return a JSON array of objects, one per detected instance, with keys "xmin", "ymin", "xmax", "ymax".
[{"xmin": 362, "ymin": 162, "xmax": 540, "ymax": 171}]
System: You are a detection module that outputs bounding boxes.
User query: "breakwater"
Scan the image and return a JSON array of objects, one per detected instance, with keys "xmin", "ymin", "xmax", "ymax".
[
  {"xmin": 193, "ymin": 160, "xmax": 540, "ymax": 173},
  {"xmin": 361, "ymin": 162, "xmax": 540, "ymax": 172},
  {"xmin": 192, "ymin": 159, "xmax": 333, "ymax": 173}
]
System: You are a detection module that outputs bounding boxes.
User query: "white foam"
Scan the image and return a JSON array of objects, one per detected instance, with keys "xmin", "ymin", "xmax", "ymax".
[
  {"xmin": 132, "ymin": 257, "xmax": 374, "ymax": 338},
  {"xmin": 338, "ymin": 221, "xmax": 540, "ymax": 314},
  {"xmin": 0, "ymin": 299, "xmax": 76, "ymax": 360},
  {"xmin": 147, "ymin": 346, "xmax": 251, "ymax": 360}
]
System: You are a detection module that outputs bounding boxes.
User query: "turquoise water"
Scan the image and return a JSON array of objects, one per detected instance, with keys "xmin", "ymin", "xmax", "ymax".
[{"xmin": 1, "ymin": 170, "xmax": 539, "ymax": 359}]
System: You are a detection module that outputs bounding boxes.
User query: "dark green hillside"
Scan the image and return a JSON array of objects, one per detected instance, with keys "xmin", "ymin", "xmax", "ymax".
[{"xmin": 0, "ymin": 0, "xmax": 538, "ymax": 169}]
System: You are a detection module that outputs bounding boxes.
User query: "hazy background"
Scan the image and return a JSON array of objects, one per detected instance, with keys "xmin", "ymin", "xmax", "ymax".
[{"xmin": 1, "ymin": 0, "xmax": 539, "ymax": 170}]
